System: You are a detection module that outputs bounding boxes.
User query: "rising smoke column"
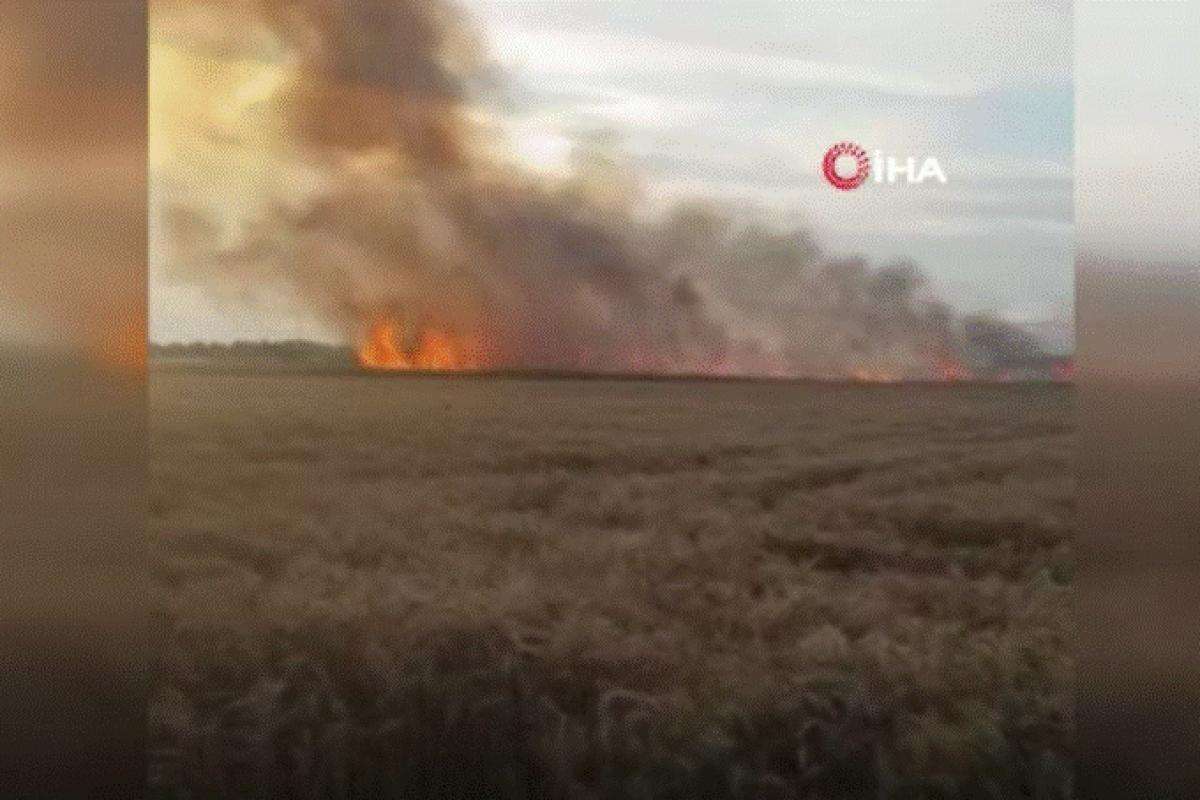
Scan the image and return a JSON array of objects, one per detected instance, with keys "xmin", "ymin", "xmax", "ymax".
[{"xmin": 151, "ymin": 0, "xmax": 1012, "ymax": 379}]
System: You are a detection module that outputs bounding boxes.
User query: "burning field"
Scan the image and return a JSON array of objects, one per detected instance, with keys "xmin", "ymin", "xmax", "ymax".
[
  {"xmin": 147, "ymin": 2, "xmax": 1074, "ymax": 796},
  {"xmin": 149, "ymin": 370, "xmax": 1074, "ymax": 798},
  {"xmin": 151, "ymin": 0, "xmax": 1066, "ymax": 383}
]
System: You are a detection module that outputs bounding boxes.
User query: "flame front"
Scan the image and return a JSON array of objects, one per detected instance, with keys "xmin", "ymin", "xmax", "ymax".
[
  {"xmin": 357, "ymin": 319, "xmax": 481, "ymax": 371},
  {"xmin": 933, "ymin": 356, "xmax": 972, "ymax": 382},
  {"xmin": 358, "ymin": 320, "xmax": 406, "ymax": 369},
  {"xmin": 850, "ymin": 367, "xmax": 899, "ymax": 383}
]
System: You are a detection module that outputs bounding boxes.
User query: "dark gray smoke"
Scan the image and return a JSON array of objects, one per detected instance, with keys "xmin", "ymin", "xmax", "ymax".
[{"xmin": 154, "ymin": 0, "xmax": 1039, "ymax": 379}]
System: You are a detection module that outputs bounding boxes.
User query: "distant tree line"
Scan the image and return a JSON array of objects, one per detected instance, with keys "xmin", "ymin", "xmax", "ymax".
[{"xmin": 150, "ymin": 340, "xmax": 353, "ymax": 365}]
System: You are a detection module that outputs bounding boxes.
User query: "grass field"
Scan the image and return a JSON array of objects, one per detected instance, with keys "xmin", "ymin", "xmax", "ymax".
[{"xmin": 148, "ymin": 371, "xmax": 1074, "ymax": 799}]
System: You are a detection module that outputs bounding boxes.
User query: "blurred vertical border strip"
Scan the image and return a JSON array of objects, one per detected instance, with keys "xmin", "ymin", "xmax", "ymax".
[
  {"xmin": 0, "ymin": 1, "xmax": 148, "ymax": 797},
  {"xmin": 1075, "ymin": 1, "xmax": 1200, "ymax": 796}
]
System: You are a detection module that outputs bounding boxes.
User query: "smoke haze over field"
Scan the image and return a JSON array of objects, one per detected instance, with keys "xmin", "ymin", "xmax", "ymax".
[{"xmin": 151, "ymin": 0, "xmax": 1058, "ymax": 378}]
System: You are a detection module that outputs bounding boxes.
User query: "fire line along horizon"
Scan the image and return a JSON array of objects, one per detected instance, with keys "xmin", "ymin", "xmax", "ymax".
[{"xmin": 822, "ymin": 141, "xmax": 947, "ymax": 191}]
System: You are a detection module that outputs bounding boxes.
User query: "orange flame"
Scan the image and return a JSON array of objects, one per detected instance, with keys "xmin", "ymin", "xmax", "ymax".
[
  {"xmin": 357, "ymin": 319, "xmax": 481, "ymax": 371},
  {"xmin": 849, "ymin": 367, "xmax": 899, "ymax": 383},
  {"xmin": 933, "ymin": 356, "xmax": 972, "ymax": 382},
  {"xmin": 358, "ymin": 320, "xmax": 407, "ymax": 369}
]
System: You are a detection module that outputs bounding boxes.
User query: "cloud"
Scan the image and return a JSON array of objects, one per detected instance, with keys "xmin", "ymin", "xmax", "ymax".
[
  {"xmin": 458, "ymin": 0, "xmax": 1073, "ymax": 322},
  {"xmin": 486, "ymin": 24, "xmax": 978, "ymax": 98}
]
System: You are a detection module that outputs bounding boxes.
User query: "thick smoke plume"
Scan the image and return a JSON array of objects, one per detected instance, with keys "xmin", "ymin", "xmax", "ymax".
[{"xmin": 152, "ymin": 0, "xmax": 1038, "ymax": 379}]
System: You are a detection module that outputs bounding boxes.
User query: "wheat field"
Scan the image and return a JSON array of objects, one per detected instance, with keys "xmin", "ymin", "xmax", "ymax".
[{"xmin": 148, "ymin": 371, "xmax": 1074, "ymax": 798}]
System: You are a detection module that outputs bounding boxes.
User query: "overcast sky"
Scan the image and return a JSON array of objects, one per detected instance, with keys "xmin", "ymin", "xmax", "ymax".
[
  {"xmin": 1075, "ymin": 1, "xmax": 1199, "ymax": 268},
  {"xmin": 461, "ymin": 0, "xmax": 1075, "ymax": 338}
]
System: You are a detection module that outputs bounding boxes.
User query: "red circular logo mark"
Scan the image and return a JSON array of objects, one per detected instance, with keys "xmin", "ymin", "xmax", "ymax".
[{"xmin": 822, "ymin": 141, "xmax": 870, "ymax": 191}]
